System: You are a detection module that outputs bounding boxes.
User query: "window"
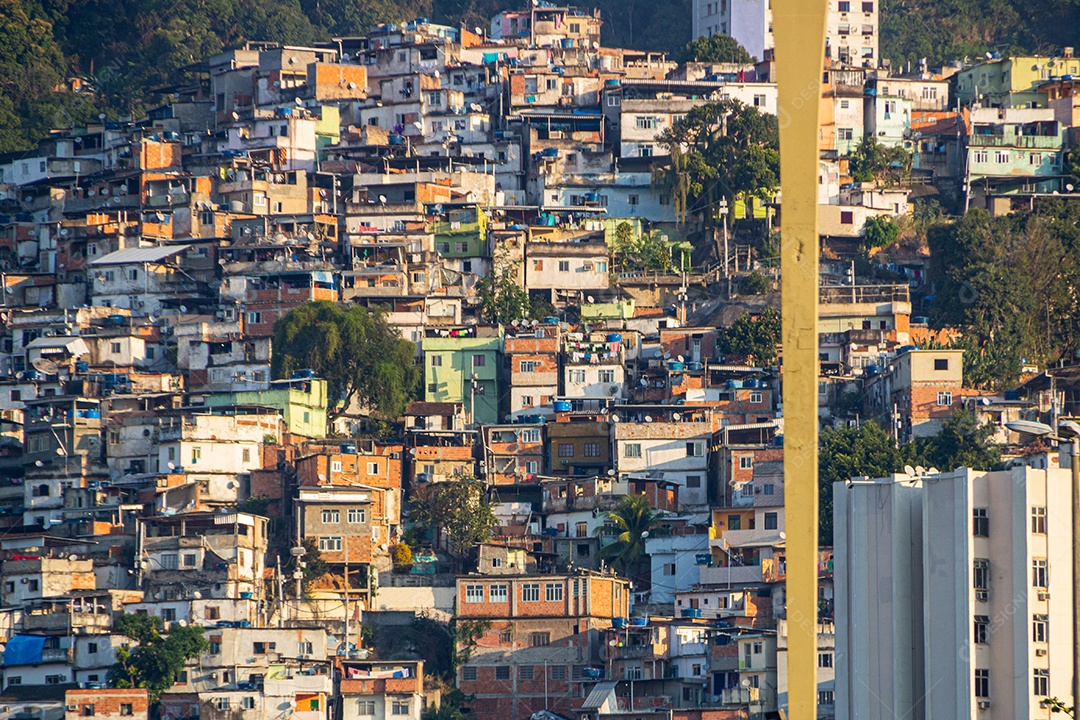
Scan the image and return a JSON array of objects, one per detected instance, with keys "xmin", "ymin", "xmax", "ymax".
[
  {"xmin": 551, "ymin": 665, "xmax": 567, "ymax": 680},
  {"xmin": 576, "ymin": 522, "xmax": 588, "ymax": 538},
  {"xmin": 635, "ymin": 116, "xmax": 658, "ymax": 130},
  {"xmin": 322, "ymin": 509, "xmax": 340, "ymax": 524},
  {"xmin": 494, "ymin": 665, "xmax": 512, "ymax": 681},
  {"xmin": 973, "ymin": 508, "xmax": 989, "ymax": 537},
  {"xmin": 242, "ymin": 448, "xmax": 251, "ymax": 463},
  {"xmin": 934, "ymin": 358, "xmax": 949, "ymax": 371},
  {"xmin": 818, "ymin": 691, "xmax": 836, "ymax": 706},
  {"xmin": 598, "ymin": 369, "xmax": 615, "ymax": 384},
  {"xmin": 331, "ymin": 460, "xmax": 343, "ymax": 473},
  {"xmin": 764, "ymin": 512, "xmax": 778, "ymax": 530},
  {"xmin": 182, "ymin": 553, "xmax": 197, "ymax": 568},
  {"xmin": 838, "ymin": 0, "xmax": 850, "ymax": 9},
  {"xmin": 430, "ymin": 354, "xmax": 443, "ymax": 367},
  {"xmin": 624, "ymin": 443, "xmax": 642, "ymax": 458},
  {"xmin": 319, "ymin": 536, "xmax": 342, "ymax": 552},
  {"xmin": 81, "ymin": 705, "xmax": 95, "ymax": 717},
  {"xmin": 840, "ymin": 210, "xmax": 854, "ymax": 225},
  {"xmin": 88, "ymin": 642, "xmax": 99, "ymax": 653},
  {"xmin": 750, "ymin": 391, "xmax": 763, "ymax": 403},
  {"xmin": 520, "ymin": 583, "xmax": 541, "ymax": 602},
  {"xmin": 838, "ymin": 127, "xmax": 853, "ymax": 140},
  {"xmin": 739, "ymin": 456, "xmax": 754, "ymax": 470},
  {"xmin": 461, "ymin": 667, "xmax": 477, "ymax": 682},
  {"xmin": 570, "ymin": 369, "xmax": 586, "ymax": 383},
  {"xmin": 558, "ymin": 443, "xmax": 575, "ymax": 458},
  {"xmin": 937, "ymin": 391, "xmax": 953, "ymax": 406},
  {"xmin": 519, "ymin": 361, "xmax": 537, "ymax": 373},
  {"xmin": 205, "ymin": 606, "xmax": 220, "ymax": 620},
  {"xmin": 253, "ymin": 641, "xmax": 275, "ymax": 654},
  {"xmin": 1032, "ymin": 506, "xmax": 1047, "ymax": 534},
  {"xmin": 664, "ymin": 563, "xmax": 676, "ymax": 576},
  {"xmin": 558, "ymin": 260, "xmax": 570, "ymax": 272},
  {"xmin": 216, "ymin": 698, "xmax": 231, "ymax": 711},
  {"xmin": 762, "ymin": 483, "xmax": 775, "ymax": 495},
  {"xmin": 974, "ymin": 615, "xmax": 990, "ymax": 643},
  {"xmin": 209, "ymin": 641, "xmax": 221, "ymax": 654},
  {"xmin": 490, "ymin": 584, "xmax": 508, "ymax": 602},
  {"xmin": 530, "ymin": 632, "xmax": 551, "ymax": 647},
  {"xmin": 521, "ymin": 429, "xmax": 541, "ymax": 443},
  {"xmin": 367, "ymin": 462, "xmax": 379, "ymax": 475},
  {"xmin": 818, "ymin": 652, "xmax": 834, "ymax": 668},
  {"xmin": 1033, "ymin": 614, "xmax": 1048, "ymax": 643},
  {"xmin": 472, "ymin": 354, "xmax": 486, "ymax": 367},
  {"xmin": 1034, "ymin": 669, "xmax": 1050, "ymax": 697},
  {"xmin": 1033, "ymin": 559, "xmax": 1048, "ymax": 588},
  {"xmin": 465, "ymin": 584, "xmax": 484, "ymax": 603},
  {"xmin": 753, "ymin": 94, "xmax": 766, "ymax": 107},
  {"xmin": 6, "ymin": 677, "xmax": 19, "ymax": 686},
  {"xmin": 161, "ymin": 554, "xmax": 179, "ymax": 570},
  {"xmin": 584, "ymin": 443, "xmax": 600, "ymax": 457},
  {"xmin": 975, "ymin": 669, "xmax": 990, "ymax": 698},
  {"xmin": 995, "ymin": 151, "xmax": 1009, "ymax": 164},
  {"xmin": 973, "ymin": 559, "xmax": 990, "ymax": 590},
  {"xmin": 687, "ymin": 475, "xmax": 702, "ymax": 488},
  {"xmin": 348, "ymin": 508, "xmax": 366, "ymax": 524},
  {"xmin": 110, "ymin": 342, "xmax": 122, "ymax": 354},
  {"xmin": 546, "ymin": 583, "xmax": 564, "ymax": 602},
  {"xmin": 974, "ymin": 150, "xmax": 989, "ymax": 163},
  {"xmin": 191, "ymin": 446, "xmax": 201, "ymax": 464},
  {"xmin": 119, "ymin": 705, "xmax": 133, "ymax": 716},
  {"xmin": 1030, "ymin": 153, "xmax": 1043, "ymax": 165},
  {"xmin": 9, "ymin": 390, "xmax": 20, "ymax": 402},
  {"xmin": 686, "ymin": 441, "xmax": 704, "ymax": 457},
  {"xmin": 638, "ymin": 145, "xmax": 653, "ymax": 157}
]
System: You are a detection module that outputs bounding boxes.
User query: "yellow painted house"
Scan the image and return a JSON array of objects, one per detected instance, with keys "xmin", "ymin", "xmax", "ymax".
[{"xmin": 957, "ymin": 53, "xmax": 1080, "ymax": 108}]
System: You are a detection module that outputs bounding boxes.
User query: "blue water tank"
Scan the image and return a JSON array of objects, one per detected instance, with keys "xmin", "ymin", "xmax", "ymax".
[
  {"xmin": 606, "ymin": 334, "xmax": 622, "ymax": 342},
  {"xmin": 554, "ymin": 401, "xmax": 573, "ymax": 412},
  {"xmin": 340, "ymin": 443, "xmax": 357, "ymax": 454}
]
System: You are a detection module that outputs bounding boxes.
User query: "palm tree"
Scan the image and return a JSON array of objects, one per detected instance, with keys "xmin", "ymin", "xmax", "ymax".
[{"xmin": 594, "ymin": 494, "xmax": 669, "ymax": 578}]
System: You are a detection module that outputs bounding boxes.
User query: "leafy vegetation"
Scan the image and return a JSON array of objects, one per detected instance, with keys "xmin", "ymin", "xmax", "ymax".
[
  {"xmin": 862, "ymin": 215, "xmax": 900, "ymax": 249},
  {"xmin": 654, "ymin": 99, "xmax": 779, "ymax": 227},
  {"xmin": 408, "ymin": 473, "xmax": 498, "ymax": 570},
  {"xmin": 848, "ymin": 137, "xmax": 910, "ymax": 186},
  {"xmin": 608, "ymin": 221, "xmax": 687, "ymax": 273},
  {"xmin": 819, "ymin": 411, "xmax": 1002, "ymax": 544},
  {"xmin": 927, "ymin": 203, "xmax": 1080, "ymax": 389},
  {"xmin": 475, "ymin": 245, "xmax": 531, "ymax": 324},
  {"xmin": 739, "ymin": 271, "xmax": 770, "ymax": 295},
  {"xmin": 715, "ymin": 306, "xmax": 782, "ymax": 367},
  {"xmin": 680, "ymin": 34, "xmax": 755, "ymax": 63},
  {"xmin": 109, "ymin": 614, "xmax": 209, "ymax": 703},
  {"xmin": 272, "ymin": 301, "xmax": 419, "ymax": 421},
  {"xmin": 595, "ymin": 494, "xmax": 669, "ymax": 579}
]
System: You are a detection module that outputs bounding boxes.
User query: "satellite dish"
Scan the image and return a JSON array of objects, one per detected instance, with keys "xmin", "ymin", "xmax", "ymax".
[
  {"xmin": 915, "ymin": 466, "xmax": 926, "ymax": 475},
  {"xmin": 192, "ymin": 591, "xmax": 202, "ymax": 599},
  {"xmin": 179, "ymin": 305, "xmax": 188, "ymax": 313},
  {"xmin": 177, "ymin": 619, "xmax": 188, "ymax": 627},
  {"xmin": 928, "ymin": 467, "xmax": 939, "ymax": 475},
  {"xmin": 677, "ymin": 355, "xmax": 684, "ymax": 363},
  {"xmin": 639, "ymin": 378, "xmax": 648, "ymax": 387},
  {"xmin": 644, "ymin": 415, "xmax": 653, "ymax": 422},
  {"xmin": 167, "ymin": 462, "xmax": 176, "ymax": 471},
  {"xmin": 378, "ymin": 195, "xmax": 387, "ymax": 204},
  {"xmin": 318, "ymin": 473, "xmax": 327, "ymax": 481},
  {"xmin": 31, "ymin": 358, "xmax": 58, "ymax": 375},
  {"xmin": 587, "ymin": 296, "xmax": 595, "ymax": 303},
  {"xmin": 663, "ymin": 353, "xmax": 671, "ymax": 359},
  {"xmin": 295, "ymin": 97, "xmax": 303, "ymax": 105},
  {"xmin": 672, "ymin": 412, "xmax": 682, "ymax": 421},
  {"xmin": 607, "ymin": 468, "xmax": 616, "ymax": 476},
  {"xmin": 904, "ymin": 465, "xmax": 915, "ymax": 476},
  {"xmin": 56, "ymin": 448, "xmax": 65, "ymax": 455},
  {"xmin": 742, "ymin": 679, "xmax": 752, "ymax": 688},
  {"xmin": 611, "ymin": 414, "xmax": 620, "ymax": 423},
  {"xmin": 608, "ymin": 639, "xmax": 618, "ymax": 646},
  {"xmin": 34, "ymin": 460, "xmax": 43, "ymax": 467}
]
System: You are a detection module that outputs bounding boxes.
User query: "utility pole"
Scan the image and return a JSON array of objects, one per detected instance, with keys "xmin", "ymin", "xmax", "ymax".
[{"xmin": 720, "ymin": 199, "xmax": 730, "ymax": 299}]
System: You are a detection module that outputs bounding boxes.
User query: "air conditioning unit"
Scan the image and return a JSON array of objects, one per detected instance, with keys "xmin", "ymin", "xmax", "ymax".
[
  {"xmin": 1036, "ymin": 648, "xmax": 1048, "ymax": 657},
  {"xmin": 978, "ymin": 701, "xmax": 991, "ymax": 710},
  {"xmin": 975, "ymin": 590, "xmax": 989, "ymax": 601},
  {"xmin": 1038, "ymin": 591, "xmax": 1050, "ymax": 601},
  {"xmin": 66, "ymin": 705, "xmax": 78, "ymax": 712}
]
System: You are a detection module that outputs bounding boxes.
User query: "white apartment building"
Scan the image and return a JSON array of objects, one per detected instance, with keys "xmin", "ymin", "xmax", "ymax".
[
  {"xmin": 834, "ymin": 459, "xmax": 1075, "ymax": 720},
  {"xmin": 693, "ymin": 0, "xmax": 878, "ymax": 68},
  {"xmin": 615, "ymin": 421, "xmax": 712, "ymax": 507}
]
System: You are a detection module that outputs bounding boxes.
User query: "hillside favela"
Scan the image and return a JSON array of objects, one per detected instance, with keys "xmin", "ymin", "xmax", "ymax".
[{"xmin": 0, "ymin": 0, "xmax": 1078, "ymax": 718}]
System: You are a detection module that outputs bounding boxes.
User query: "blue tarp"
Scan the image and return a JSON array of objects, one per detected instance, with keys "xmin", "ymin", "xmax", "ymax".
[{"xmin": 3, "ymin": 635, "xmax": 46, "ymax": 666}]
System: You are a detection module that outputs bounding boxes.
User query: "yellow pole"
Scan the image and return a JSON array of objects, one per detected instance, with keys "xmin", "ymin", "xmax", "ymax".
[{"xmin": 773, "ymin": 1, "xmax": 827, "ymax": 718}]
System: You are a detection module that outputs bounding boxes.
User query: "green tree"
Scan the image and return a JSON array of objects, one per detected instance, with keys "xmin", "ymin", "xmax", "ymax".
[
  {"xmin": 862, "ymin": 215, "xmax": 900, "ymax": 249},
  {"xmin": 715, "ymin": 306, "xmax": 782, "ymax": 367},
  {"xmin": 819, "ymin": 421, "xmax": 905, "ymax": 545},
  {"xmin": 475, "ymin": 245, "xmax": 531, "ymax": 324},
  {"xmin": 608, "ymin": 221, "xmax": 679, "ymax": 273},
  {"xmin": 655, "ymin": 99, "xmax": 779, "ymax": 226},
  {"xmin": 408, "ymin": 473, "xmax": 498, "ymax": 569},
  {"xmin": 680, "ymin": 34, "xmax": 755, "ymax": 63},
  {"xmin": 109, "ymin": 615, "xmax": 209, "ymax": 703},
  {"xmin": 295, "ymin": 537, "xmax": 329, "ymax": 589},
  {"xmin": 848, "ymin": 137, "xmax": 911, "ymax": 186},
  {"xmin": 595, "ymin": 494, "xmax": 669, "ymax": 579},
  {"xmin": 272, "ymin": 301, "xmax": 419, "ymax": 421},
  {"xmin": 908, "ymin": 408, "xmax": 1001, "ymax": 472},
  {"xmin": 739, "ymin": 271, "xmax": 770, "ymax": 295}
]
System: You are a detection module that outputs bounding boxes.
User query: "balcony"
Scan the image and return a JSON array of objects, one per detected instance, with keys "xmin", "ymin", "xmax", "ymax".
[
  {"xmin": 966, "ymin": 134, "xmax": 1062, "ymax": 149},
  {"xmin": 24, "ymin": 611, "xmax": 111, "ymax": 634},
  {"xmin": 699, "ymin": 564, "xmax": 766, "ymax": 585}
]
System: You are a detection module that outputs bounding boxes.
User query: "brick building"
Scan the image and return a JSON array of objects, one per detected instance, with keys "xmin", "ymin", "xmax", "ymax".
[
  {"xmin": 455, "ymin": 572, "xmax": 631, "ymax": 720},
  {"xmin": 65, "ymin": 689, "xmax": 149, "ymax": 720}
]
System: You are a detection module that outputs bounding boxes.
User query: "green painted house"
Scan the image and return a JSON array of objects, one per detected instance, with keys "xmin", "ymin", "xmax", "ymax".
[
  {"xmin": 422, "ymin": 326, "xmax": 504, "ymax": 425},
  {"xmin": 203, "ymin": 378, "xmax": 328, "ymax": 438}
]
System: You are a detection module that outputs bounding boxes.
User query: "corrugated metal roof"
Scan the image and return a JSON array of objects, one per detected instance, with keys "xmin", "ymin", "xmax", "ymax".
[
  {"xmin": 89, "ymin": 245, "xmax": 190, "ymax": 266},
  {"xmin": 580, "ymin": 681, "xmax": 617, "ymax": 710}
]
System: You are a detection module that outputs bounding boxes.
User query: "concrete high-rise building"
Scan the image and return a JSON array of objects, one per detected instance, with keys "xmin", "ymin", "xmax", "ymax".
[
  {"xmin": 834, "ymin": 460, "xmax": 1076, "ymax": 720},
  {"xmin": 692, "ymin": 0, "xmax": 878, "ymax": 68}
]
